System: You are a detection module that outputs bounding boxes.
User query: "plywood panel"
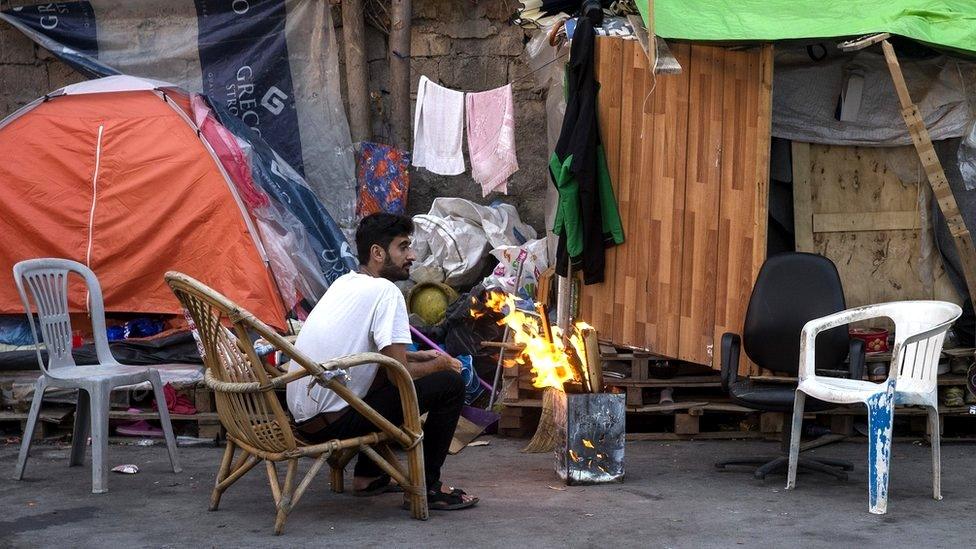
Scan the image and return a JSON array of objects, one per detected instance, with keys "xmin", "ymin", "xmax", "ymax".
[
  {"xmin": 678, "ymin": 45, "xmax": 723, "ymax": 365},
  {"xmin": 749, "ymin": 46, "xmax": 774, "ymax": 374},
  {"xmin": 813, "ymin": 211, "xmax": 920, "ymax": 233},
  {"xmin": 583, "ymin": 39, "xmax": 770, "ymax": 370},
  {"xmin": 793, "ymin": 144, "xmax": 962, "ymax": 311},
  {"xmin": 623, "ymin": 41, "xmax": 656, "ymax": 346},
  {"xmin": 641, "ymin": 43, "xmax": 691, "ymax": 358},
  {"xmin": 610, "ymin": 38, "xmax": 641, "ymax": 345},
  {"xmin": 585, "ymin": 37, "xmax": 624, "ymax": 337},
  {"xmin": 714, "ymin": 46, "xmax": 772, "ymax": 375}
]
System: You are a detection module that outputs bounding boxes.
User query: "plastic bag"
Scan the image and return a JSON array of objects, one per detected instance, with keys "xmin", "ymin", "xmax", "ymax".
[
  {"xmin": 411, "ymin": 198, "xmax": 537, "ymax": 287},
  {"xmin": 484, "ymin": 238, "xmax": 551, "ymax": 301},
  {"xmin": 958, "ymin": 120, "xmax": 976, "ymax": 191},
  {"xmin": 0, "ymin": 316, "xmax": 36, "ymax": 346},
  {"xmin": 458, "ymin": 355, "xmax": 485, "ymax": 405}
]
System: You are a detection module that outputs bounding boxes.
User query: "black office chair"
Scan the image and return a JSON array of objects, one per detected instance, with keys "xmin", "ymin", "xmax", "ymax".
[{"xmin": 715, "ymin": 252, "xmax": 865, "ymax": 480}]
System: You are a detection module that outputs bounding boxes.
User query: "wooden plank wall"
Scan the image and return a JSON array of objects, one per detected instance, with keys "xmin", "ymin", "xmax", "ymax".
[
  {"xmin": 581, "ymin": 38, "xmax": 623, "ymax": 333},
  {"xmin": 585, "ymin": 37, "xmax": 772, "ymax": 373},
  {"xmin": 792, "ymin": 143, "xmax": 961, "ymax": 313},
  {"xmin": 713, "ymin": 46, "xmax": 772, "ymax": 372}
]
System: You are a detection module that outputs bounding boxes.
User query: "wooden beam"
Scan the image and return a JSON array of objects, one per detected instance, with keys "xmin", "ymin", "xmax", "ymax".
[
  {"xmin": 812, "ymin": 211, "xmax": 920, "ymax": 233},
  {"xmin": 791, "ymin": 141, "xmax": 815, "ymax": 251},
  {"xmin": 388, "ymin": 0, "xmax": 412, "ymax": 149},
  {"xmin": 341, "ymin": 0, "xmax": 371, "ymax": 143},
  {"xmin": 881, "ymin": 39, "xmax": 976, "ymax": 306}
]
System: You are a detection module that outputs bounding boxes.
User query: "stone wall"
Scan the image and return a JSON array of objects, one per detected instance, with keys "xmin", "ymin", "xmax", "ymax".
[
  {"xmin": 0, "ymin": 1, "xmax": 87, "ymax": 114},
  {"xmin": 0, "ymin": 0, "xmax": 550, "ymax": 232}
]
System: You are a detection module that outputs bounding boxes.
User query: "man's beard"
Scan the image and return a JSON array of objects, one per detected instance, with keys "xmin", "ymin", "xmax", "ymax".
[{"xmin": 379, "ymin": 256, "xmax": 411, "ymax": 281}]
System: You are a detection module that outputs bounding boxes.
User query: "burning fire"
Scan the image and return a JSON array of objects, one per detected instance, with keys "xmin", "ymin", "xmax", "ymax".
[{"xmin": 476, "ymin": 291, "xmax": 590, "ymax": 392}]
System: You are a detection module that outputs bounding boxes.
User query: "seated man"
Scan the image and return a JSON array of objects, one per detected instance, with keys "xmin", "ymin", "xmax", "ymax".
[{"xmin": 286, "ymin": 212, "xmax": 478, "ymax": 510}]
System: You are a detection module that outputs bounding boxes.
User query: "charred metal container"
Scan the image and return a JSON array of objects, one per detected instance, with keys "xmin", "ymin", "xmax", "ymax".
[{"xmin": 554, "ymin": 392, "xmax": 626, "ymax": 485}]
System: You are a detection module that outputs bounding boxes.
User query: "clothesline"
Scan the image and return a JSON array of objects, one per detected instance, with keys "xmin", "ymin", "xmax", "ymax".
[
  {"xmin": 511, "ymin": 52, "xmax": 569, "ymax": 85},
  {"xmin": 432, "ymin": 51, "xmax": 569, "ymax": 93}
]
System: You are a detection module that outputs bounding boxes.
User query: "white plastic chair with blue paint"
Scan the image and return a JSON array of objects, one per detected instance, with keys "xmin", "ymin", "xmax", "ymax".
[{"xmin": 785, "ymin": 300, "xmax": 961, "ymax": 514}]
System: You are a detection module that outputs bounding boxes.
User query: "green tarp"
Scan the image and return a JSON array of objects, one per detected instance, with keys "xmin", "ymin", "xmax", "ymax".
[{"xmin": 637, "ymin": 1, "xmax": 976, "ymax": 55}]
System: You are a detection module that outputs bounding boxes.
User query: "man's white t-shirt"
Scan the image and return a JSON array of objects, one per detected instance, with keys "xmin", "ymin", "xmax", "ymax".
[{"xmin": 286, "ymin": 271, "xmax": 412, "ymax": 423}]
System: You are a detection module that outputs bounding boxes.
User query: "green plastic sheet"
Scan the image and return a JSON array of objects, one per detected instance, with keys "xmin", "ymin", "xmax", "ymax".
[{"xmin": 636, "ymin": 0, "xmax": 976, "ymax": 54}]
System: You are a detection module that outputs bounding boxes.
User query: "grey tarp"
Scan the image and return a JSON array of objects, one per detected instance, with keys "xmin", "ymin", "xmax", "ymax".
[{"xmin": 774, "ymin": 47, "xmax": 974, "ymax": 146}]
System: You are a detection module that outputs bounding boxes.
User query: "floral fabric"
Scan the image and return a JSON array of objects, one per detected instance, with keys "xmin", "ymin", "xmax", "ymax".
[{"xmin": 356, "ymin": 142, "xmax": 410, "ymax": 217}]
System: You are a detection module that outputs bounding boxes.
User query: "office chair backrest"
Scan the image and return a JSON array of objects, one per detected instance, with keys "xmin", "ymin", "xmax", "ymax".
[{"xmin": 743, "ymin": 252, "xmax": 849, "ymax": 376}]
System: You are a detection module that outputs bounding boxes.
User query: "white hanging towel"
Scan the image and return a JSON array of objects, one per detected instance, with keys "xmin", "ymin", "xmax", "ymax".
[
  {"xmin": 412, "ymin": 75, "xmax": 466, "ymax": 176},
  {"xmin": 465, "ymin": 83, "xmax": 518, "ymax": 196}
]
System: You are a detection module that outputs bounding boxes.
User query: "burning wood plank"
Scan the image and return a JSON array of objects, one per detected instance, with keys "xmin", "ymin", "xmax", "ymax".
[
  {"xmin": 581, "ymin": 325, "xmax": 604, "ymax": 393},
  {"xmin": 480, "ymin": 341, "xmax": 526, "ymax": 351},
  {"xmin": 476, "ymin": 291, "xmax": 582, "ymax": 392},
  {"xmin": 473, "ymin": 291, "xmax": 613, "ymax": 454}
]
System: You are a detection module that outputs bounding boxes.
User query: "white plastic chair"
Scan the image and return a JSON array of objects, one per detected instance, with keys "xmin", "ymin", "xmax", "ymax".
[
  {"xmin": 12, "ymin": 258, "xmax": 182, "ymax": 493},
  {"xmin": 785, "ymin": 300, "xmax": 961, "ymax": 514}
]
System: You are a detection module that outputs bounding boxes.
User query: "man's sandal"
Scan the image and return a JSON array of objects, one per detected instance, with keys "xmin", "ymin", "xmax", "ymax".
[
  {"xmin": 403, "ymin": 481, "xmax": 478, "ymax": 510},
  {"xmin": 353, "ymin": 474, "xmax": 404, "ymax": 497}
]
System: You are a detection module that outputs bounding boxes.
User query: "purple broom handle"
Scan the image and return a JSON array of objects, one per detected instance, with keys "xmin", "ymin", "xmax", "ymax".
[{"xmin": 409, "ymin": 325, "xmax": 493, "ymax": 392}]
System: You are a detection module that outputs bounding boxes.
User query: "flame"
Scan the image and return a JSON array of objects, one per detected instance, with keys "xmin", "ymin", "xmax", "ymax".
[
  {"xmin": 484, "ymin": 291, "xmax": 509, "ymax": 311},
  {"xmin": 475, "ymin": 290, "xmax": 589, "ymax": 392}
]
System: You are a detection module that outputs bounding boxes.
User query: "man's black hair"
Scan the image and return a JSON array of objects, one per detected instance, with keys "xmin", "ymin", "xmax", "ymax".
[{"xmin": 355, "ymin": 213, "xmax": 414, "ymax": 265}]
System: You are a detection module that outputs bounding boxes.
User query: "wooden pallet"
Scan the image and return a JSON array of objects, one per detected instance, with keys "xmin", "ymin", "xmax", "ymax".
[
  {"xmin": 601, "ymin": 351, "xmax": 723, "ymax": 407},
  {"xmin": 498, "ymin": 357, "xmax": 545, "ymax": 437},
  {"xmin": 498, "ymin": 350, "xmax": 765, "ymax": 439},
  {"xmin": 497, "ymin": 346, "xmax": 975, "ymax": 438},
  {"xmin": 0, "ymin": 383, "xmax": 222, "ymax": 440}
]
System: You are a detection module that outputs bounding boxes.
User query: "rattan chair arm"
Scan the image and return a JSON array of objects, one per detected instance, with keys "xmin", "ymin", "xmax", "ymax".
[
  {"xmin": 301, "ymin": 352, "xmax": 422, "ymax": 449},
  {"xmin": 267, "ymin": 348, "xmax": 424, "ymax": 450},
  {"xmin": 204, "ymin": 369, "xmax": 274, "ymax": 393},
  {"xmin": 165, "ymin": 271, "xmax": 426, "ymax": 452}
]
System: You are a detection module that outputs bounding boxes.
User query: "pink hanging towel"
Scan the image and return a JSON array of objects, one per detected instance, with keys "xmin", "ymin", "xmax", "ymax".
[{"xmin": 465, "ymin": 83, "xmax": 518, "ymax": 196}]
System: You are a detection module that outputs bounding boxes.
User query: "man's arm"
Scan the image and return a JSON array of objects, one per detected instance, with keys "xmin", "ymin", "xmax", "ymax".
[{"xmin": 381, "ymin": 344, "xmax": 460, "ymax": 379}]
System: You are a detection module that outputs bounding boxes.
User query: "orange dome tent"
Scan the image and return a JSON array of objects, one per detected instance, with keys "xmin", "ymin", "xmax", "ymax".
[{"xmin": 0, "ymin": 76, "xmax": 304, "ymax": 329}]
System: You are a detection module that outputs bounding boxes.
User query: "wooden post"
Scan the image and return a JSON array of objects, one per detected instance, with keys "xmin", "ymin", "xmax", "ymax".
[
  {"xmin": 791, "ymin": 141, "xmax": 814, "ymax": 252},
  {"xmin": 761, "ymin": 412, "xmax": 784, "ymax": 434},
  {"xmin": 341, "ymin": 0, "xmax": 370, "ymax": 143},
  {"xmin": 880, "ymin": 39, "xmax": 976, "ymax": 306},
  {"xmin": 388, "ymin": 0, "xmax": 412, "ymax": 149},
  {"xmin": 674, "ymin": 413, "xmax": 700, "ymax": 435}
]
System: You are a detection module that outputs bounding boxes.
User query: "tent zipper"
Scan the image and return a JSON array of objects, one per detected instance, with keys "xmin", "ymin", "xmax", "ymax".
[{"xmin": 86, "ymin": 124, "xmax": 104, "ymax": 269}]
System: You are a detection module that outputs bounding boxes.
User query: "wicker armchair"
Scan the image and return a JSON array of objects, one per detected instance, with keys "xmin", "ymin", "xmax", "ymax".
[{"xmin": 165, "ymin": 272, "xmax": 428, "ymax": 535}]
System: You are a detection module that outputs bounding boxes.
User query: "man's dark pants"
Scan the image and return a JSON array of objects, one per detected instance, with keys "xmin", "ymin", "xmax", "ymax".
[{"xmin": 300, "ymin": 369, "xmax": 465, "ymax": 489}]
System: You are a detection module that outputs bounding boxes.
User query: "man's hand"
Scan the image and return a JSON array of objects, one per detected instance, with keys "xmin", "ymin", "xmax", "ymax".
[
  {"xmin": 438, "ymin": 354, "xmax": 462, "ymax": 373},
  {"xmin": 407, "ymin": 349, "xmax": 441, "ymax": 362},
  {"xmin": 406, "ymin": 349, "xmax": 462, "ymax": 376}
]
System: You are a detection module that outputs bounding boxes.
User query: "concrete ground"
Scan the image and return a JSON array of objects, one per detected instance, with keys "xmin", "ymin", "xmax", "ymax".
[{"xmin": 0, "ymin": 436, "xmax": 972, "ymax": 548}]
